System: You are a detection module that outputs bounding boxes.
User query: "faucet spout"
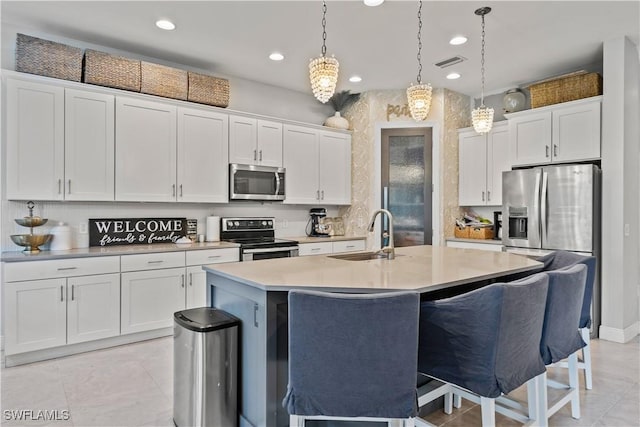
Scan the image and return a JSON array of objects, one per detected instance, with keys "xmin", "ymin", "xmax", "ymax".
[{"xmin": 367, "ymin": 209, "xmax": 395, "ymax": 260}]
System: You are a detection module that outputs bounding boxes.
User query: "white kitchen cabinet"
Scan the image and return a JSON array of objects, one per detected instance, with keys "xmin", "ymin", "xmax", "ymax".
[
  {"xmin": 177, "ymin": 107, "xmax": 228, "ymax": 202},
  {"xmin": 298, "ymin": 239, "xmax": 365, "ymax": 256},
  {"xmin": 121, "ymin": 267, "xmax": 186, "ymax": 334},
  {"xmin": 458, "ymin": 122, "xmax": 509, "ymax": 206},
  {"xmin": 4, "ymin": 278, "xmax": 67, "ymax": 355},
  {"xmin": 185, "ymin": 248, "xmax": 240, "ymax": 309},
  {"xmin": 64, "ymin": 89, "xmax": 115, "ymax": 201},
  {"xmin": 3, "ymin": 257, "xmax": 121, "ymax": 355},
  {"xmin": 229, "ymin": 115, "xmax": 283, "ymax": 167},
  {"xmin": 66, "ymin": 273, "xmax": 120, "ymax": 344},
  {"xmin": 507, "ymin": 97, "xmax": 601, "ymax": 167},
  {"xmin": 115, "ymin": 97, "xmax": 177, "ymax": 202},
  {"xmin": 283, "ymin": 124, "xmax": 351, "ymax": 205},
  {"xmin": 6, "ymin": 79, "xmax": 64, "ymax": 200}
]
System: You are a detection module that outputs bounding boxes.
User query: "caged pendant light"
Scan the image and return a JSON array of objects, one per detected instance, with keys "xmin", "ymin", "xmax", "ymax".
[
  {"xmin": 471, "ymin": 7, "xmax": 494, "ymax": 134},
  {"xmin": 406, "ymin": 0, "xmax": 432, "ymax": 121},
  {"xmin": 309, "ymin": 0, "xmax": 339, "ymax": 103}
]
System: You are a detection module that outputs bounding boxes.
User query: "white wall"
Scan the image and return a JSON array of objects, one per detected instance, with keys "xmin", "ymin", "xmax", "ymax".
[{"xmin": 600, "ymin": 36, "xmax": 640, "ymax": 342}]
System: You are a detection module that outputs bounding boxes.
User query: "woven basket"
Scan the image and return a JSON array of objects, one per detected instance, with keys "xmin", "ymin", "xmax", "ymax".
[
  {"xmin": 454, "ymin": 227, "xmax": 470, "ymax": 239},
  {"xmin": 529, "ymin": 72, "xmax": 602, "ymax": 108},
  {"xmin": 140, "ymin": 62, "xmax": 188, "ymax": 100},
  {"xmin": 83, "ymin": 49, "xmax": 141, "ymax": 92},
  {"xmin": 469, "ymin": 226, "xmax": 494, "ymax": 240},
  {"xmin": 16, "ymin": 33, "xmax": 83, "ymax": 82},
  {"xmin": 188, "ymin": 72, "xmax": 230, "ymax": 107}
]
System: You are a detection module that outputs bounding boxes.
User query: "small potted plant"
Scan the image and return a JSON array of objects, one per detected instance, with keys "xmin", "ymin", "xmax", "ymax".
[{"xmin": 324, "ymin": 90, "xmax": 360, "ymax": 130}]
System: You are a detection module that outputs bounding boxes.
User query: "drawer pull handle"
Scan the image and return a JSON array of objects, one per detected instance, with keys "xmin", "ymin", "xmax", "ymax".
[
  {"xmin": 71, "ymin": 284, "xmax": 75, "ymax": 301},
  {"xmin": 189, "ymin": 273, "xmax": 193, "ymax": 287},
  {"xmin": 311, "ymin": 248, "xmax": 320, "ymax": 251},
  {"xmin": 60, "ymin": 285, "xmax": 64, "ymax": 302},
  {"xmin": 181, "ymin": 274, "xmax": 185, "ymax": 288},
  {"xmin": 346, "ymin": 245, "xmax": 355, "ymax": 249},
  {"xmin": 147, "ymin": 260, "xmax": 164, "ymax": 264},
  {"xmin": 208, "ymin": 255, "xmax": 221, "ymax": 259},
  {"xmin": 57, "ymin": 267, "xmax": 77, "ymax": 271}
]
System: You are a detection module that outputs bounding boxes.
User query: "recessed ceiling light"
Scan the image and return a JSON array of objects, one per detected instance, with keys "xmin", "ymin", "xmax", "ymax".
[
  {"xmin": 446, "ymin": 72, "xmax": 461, "ymax": 80},
  {"xmin": 155, "ymin": 19, "xmax": 175, "ymax": 31},
  {"xmin": 364, "ymin": 0, "xmax": 384, "ymax": 6},
  {"xmin": 449, "ymin": 36, "xmax": 467, "ymax": 45},
  {"xmin": 269, "ymin": 52, "xmax": 284, "ymax": 61},
  {"xmin": 349, "ymin": 75, "xmax": 362, "ymax": 83}
]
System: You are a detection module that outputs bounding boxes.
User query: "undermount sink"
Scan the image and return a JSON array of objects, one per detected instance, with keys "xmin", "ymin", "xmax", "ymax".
[{"xmin": 328, "ymin": 251, "xmax": 389, "ymax": 261}]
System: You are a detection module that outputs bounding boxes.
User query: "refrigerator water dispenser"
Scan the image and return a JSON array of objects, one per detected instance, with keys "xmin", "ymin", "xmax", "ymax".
[{"xmin": 508, "ymin": 207, "xmax": 528, "ymax": 239}]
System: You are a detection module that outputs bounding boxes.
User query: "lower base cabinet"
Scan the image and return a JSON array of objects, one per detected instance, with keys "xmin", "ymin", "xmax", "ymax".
[
  {"xmin": 298, "ymin": 239, "xmax": 366, "ymax": 256},
  {"xmin": 4, "ymin": 273, "xmax": 120, "ymax": 355},
  {"xmin": 446, "ymin": 240, "xmax": 503, "ymax": 252},
  {"xmin": 186, "ymin": 265, "xmax": 207, "ymax": 308},
  {"xmin": 120, "ymin": 267, "xmax": 186, "ymax": 334}
]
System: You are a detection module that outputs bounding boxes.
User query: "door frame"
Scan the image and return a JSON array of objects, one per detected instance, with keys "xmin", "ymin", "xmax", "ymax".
[{"xmin": 373, "ymin": 120, "xmax": 441, "ymax": 248}]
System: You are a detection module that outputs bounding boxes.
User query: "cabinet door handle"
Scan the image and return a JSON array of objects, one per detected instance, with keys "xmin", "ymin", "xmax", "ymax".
[
  {"xmin": 57, "ymin": 267, "xmax": 77, "ymax": 271},
  {"xmin": 179, "ymin": 184, "xmax": 183, "ymax": 197},
  {"xmin": 172, "ymin": 184, "xmax": 176, "ymax": 197},
  {"xmin": 259, "ymin": 150, "xmax": 263, "ymax": 161},
  {"xmin": 58, "ymin": 179, "xmax": 62, "ymax": 194},
  {"xmin": 181, "ymin": 274, "xmax": 185, "ymax": 288},
  {"xmin": 253, "ymin": 303, "xmax": 259, "ymax": 327},
  {"xmin": 147, "ymin": 260, "xmax": 164, "ymax": 264},
  {"xmin": 553, "ymin": 144, "xmax": 558, "ymax": 157},
  {"xmin": 208, "ymin": 255, "xmax": 221, "ymax": 259},
  {"xmin": 316, "ymin": 190, "xmax": 320, "ymax": 200},
  {"xmin": 60, "ymin": 285, "xmax": 64, "ymax": 302},
  {"xmin": 254, "ymin": 149, "xmax": 257, "ymax": 161},
  {"xmin": 321, "ymin": 190, "xmax": 324, "ymax": 200},
  {"xmin": 71, "ymin": 284, "xmax": 75, "ymax": 301},
  {"xmin": 189, "ymin": 272, "xmax": 193, "ymax": 287},
  {"xmin": 487, "ymin": 190, "xmax": 491, "ymax": 202},
  {"xmin": 482, "ymin": 191, "xmax": 485, "ymax": 202},
  {"xmin": 68, "ymin": 179, "xmax": 71, "ymax": 194},
  {"xmin": 545, "ymin": 145, "xmax": 550, "ymax": 158}
]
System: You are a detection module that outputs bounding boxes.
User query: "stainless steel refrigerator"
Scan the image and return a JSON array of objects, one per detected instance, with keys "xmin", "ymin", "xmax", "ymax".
[{"xmin": 502, "ymin": 163, "xmax": 601, "ymax": 331}]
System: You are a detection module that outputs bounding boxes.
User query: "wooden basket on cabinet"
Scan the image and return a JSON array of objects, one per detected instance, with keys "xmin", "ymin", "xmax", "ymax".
[
  {"xmin": 187, "ymin": 72, "xmax": 230, "ymax": 108},
  {"xmin": 83, "ymin": 49, "xmax": 141, "ymax": 92},
  {"xmin": 469, "ymin": 226, "xmax": 494, "ymax": 240},
  {"xmin": 529, "ymin": 72, "xmax": 602, "ymax": 108},
  {"xmin": 140, "ymin": 61, "xmax": 188, "ymax": 100},
  {"xmin": 16, "ymin": 33, "xmax": 83, "ymax": 82},
  {"xmin": 454, "ymin": 226, "xmax": 470, "ymax": 239}
]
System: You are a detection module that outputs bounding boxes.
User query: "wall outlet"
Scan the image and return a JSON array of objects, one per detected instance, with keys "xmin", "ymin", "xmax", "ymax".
[{"xmin": 79, "ymin": 223, "xmax": 88, "ymax": 234}]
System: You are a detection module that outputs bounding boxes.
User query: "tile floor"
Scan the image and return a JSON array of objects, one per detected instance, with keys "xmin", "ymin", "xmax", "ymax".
[{"xmin": 1, "ymin": 336, "xmax": 638, "ymax": 426}]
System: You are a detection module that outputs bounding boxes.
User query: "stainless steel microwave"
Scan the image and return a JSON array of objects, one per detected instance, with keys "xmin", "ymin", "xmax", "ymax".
[{"xmin": 229, "ymin": 164, "xmax": 286, "ymax": 201}]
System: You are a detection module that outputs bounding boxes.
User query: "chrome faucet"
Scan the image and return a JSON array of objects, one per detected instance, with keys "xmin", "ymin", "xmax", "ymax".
[{"xmin": 368, "ymin": 209, "xmax": 395, "ymax": 260}]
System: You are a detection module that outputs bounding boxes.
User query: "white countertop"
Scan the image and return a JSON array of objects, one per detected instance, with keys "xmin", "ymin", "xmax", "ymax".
[
  {"xmin": 446, "ymin": 238, "xmax": 503, "ymax": 245},
  {"xmin": 1, "ymin": 241, "xmax": 239, "ymax": 262},
  {"xmin": 203, "ymin": 245, "xmax": 541, "ymax": 292}
]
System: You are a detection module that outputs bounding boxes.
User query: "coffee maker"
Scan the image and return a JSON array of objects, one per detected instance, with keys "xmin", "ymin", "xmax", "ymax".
[{"xmin": 307, "ymin": 208, "xmax": 330, "ymax": 237}]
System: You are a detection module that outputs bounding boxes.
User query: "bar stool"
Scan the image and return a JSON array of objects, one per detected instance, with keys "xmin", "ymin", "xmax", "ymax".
[
  {"xmin": 415, "ymin": 273, "xmax": 549, "ymax": 427},
  {"xmin": 283, "ymin": 289, "xmax": 420, "ymax": 427},
  {"xmin": 535, "ymin": 251, "xmax": 596, "ymax": 389}
]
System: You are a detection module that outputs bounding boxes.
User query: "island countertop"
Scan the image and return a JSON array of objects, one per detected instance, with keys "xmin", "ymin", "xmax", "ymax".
[{"xmin": 203, "ymin": 244, "xmax": 542, "ymax": 293}]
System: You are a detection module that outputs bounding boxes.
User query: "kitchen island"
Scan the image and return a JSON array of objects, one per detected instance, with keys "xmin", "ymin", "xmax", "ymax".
[{"xmin": 203, "ymin": 245, "xmax": 541, "ymax": 427}]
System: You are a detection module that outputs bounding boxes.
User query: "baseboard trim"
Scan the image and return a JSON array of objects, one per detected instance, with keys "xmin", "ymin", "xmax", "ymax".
[
  {"xmin": 599, "ymin": 321, "xmax": 640, "ymax": 343},
  {"xmin": 3, "ymin": 328, "xmax": 172, "ymax": 367}
]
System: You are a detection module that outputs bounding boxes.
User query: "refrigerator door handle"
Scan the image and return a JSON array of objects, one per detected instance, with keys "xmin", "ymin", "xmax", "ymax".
[{"xmin": 540, "ymin": 170, "xmax": 548, "ymax": 244}]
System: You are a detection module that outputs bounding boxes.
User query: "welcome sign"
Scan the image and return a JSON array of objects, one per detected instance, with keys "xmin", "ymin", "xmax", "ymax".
[{"xmin": 89, "ymin": 218, "xmax": 187, "ymax": 247}]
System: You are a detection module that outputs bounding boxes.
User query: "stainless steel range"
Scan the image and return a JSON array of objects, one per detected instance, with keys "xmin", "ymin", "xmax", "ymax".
[{"xmin": 220, "ymin": 217, "xmax": 299, "ymax": 261}]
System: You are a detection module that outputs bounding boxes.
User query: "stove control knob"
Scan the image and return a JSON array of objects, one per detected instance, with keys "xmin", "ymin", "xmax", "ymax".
[
  {"xmin": 234, "ymin": 221, "xmax": 240, "ymax": 227},
  {"xmin": 261, "ymin": 221, "xmax": 267, "ymax": 226},
  {"xmin": 268, "ymin": 221, "xmax": 273, "ymax": 227}
]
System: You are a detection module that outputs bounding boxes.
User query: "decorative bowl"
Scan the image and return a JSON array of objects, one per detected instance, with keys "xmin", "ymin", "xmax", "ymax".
[
  {"xmin": 10, "ymin": 234, "xmax": 52, "ymax": 254},
  {"xmin": 15, "ymin": 217, "xmax": 48, "ymax": 227}
]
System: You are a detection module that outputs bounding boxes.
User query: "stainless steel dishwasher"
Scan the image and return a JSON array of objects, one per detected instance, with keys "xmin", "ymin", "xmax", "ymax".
[{"xmin": 173, "ymin": 307, "xmax": 240, "ymax": 427}]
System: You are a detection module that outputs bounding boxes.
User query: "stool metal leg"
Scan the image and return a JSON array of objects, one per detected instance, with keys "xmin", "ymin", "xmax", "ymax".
[
  {"xmin": 568, "ymin": 352, "xmax": 581, "ymax": 419},
  {"xmin": 580, "ymin": 327, "xmax": 593, "ymax": 390},
  {"xmin": 480, "ymin": 397, "xmax": 496, "ymax": 427}
]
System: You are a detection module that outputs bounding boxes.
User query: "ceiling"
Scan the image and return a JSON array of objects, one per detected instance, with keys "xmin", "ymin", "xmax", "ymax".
[{"xmin": 2, "ymin": 1, "xmax": 639, "ymax": 98}]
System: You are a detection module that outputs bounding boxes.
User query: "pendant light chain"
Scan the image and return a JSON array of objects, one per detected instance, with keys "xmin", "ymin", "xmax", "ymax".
[
  {"xmin": 321, "ymin": 0, "xmax": 327, "ymax": 57},
  {"xmin": 416, "ymin": 0, "xmax": 423, "ymax": 84},
  {"xmin": 480, "ymin": 12, "xmax": 486, "ymax": 106}
]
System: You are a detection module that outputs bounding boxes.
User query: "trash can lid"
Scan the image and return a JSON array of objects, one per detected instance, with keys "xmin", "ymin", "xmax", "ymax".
[{"xmin": 174, "ymin": 307, "xmax": 241, "ymax": 332}]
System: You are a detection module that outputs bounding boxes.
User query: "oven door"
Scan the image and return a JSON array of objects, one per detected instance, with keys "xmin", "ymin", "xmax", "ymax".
[{"xmin": 242, "ymin": 246, "xmax": 299, "ymax": 261}]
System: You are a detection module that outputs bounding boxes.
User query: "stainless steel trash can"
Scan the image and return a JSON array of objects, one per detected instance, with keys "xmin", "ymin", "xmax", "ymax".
[{"xmin": 173, "ymin": 307, "xmax": 240, "ymax": 427}]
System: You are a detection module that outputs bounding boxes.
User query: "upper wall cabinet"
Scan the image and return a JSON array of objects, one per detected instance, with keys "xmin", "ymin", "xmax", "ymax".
[
  {"xmin": 6, "ymin": 79, "xmax": 64, "ymax": 200},
  {"xmin": 458, "ymin": 122, "xmax": 509, "ymax": 206},
  {"xmin": 177, "ymin": 107, "xmax": 228, "ymax": 203},
  {"xmin": 229, "ymin": 115, "xmax": 283, "ymax": 167},
  {"xmin": 283, "ymin": 125, "xmax": 351, "ymax": 205},
  {"xmin": 115, "ymin": 97, "xmax": 177, "ymax": 202},
  {"xmin": 6, "ymin": 79, "xmax": 115, "ymax": 201},
  {"xmin": 507, "ymin": 97, "xmax": 601, "ymax": 167}
]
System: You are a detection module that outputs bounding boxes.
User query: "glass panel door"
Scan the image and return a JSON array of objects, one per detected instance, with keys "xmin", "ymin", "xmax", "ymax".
[{"xmin": 381, "ymin": 128, "xmax": 433, "ymax": 247}]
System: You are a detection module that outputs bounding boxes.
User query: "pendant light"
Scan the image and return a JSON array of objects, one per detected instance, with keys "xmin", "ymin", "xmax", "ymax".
[
  {"xmin": 406, "ymin": 0, "xmax": 432, "ymax": 121},
  {"xmin": 309, "ymin": 0, "xmax": 339, "ymax": 103},
  {"xmin": 471, "ymin": 7, "xmax": 494, "ymax": 134}
]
